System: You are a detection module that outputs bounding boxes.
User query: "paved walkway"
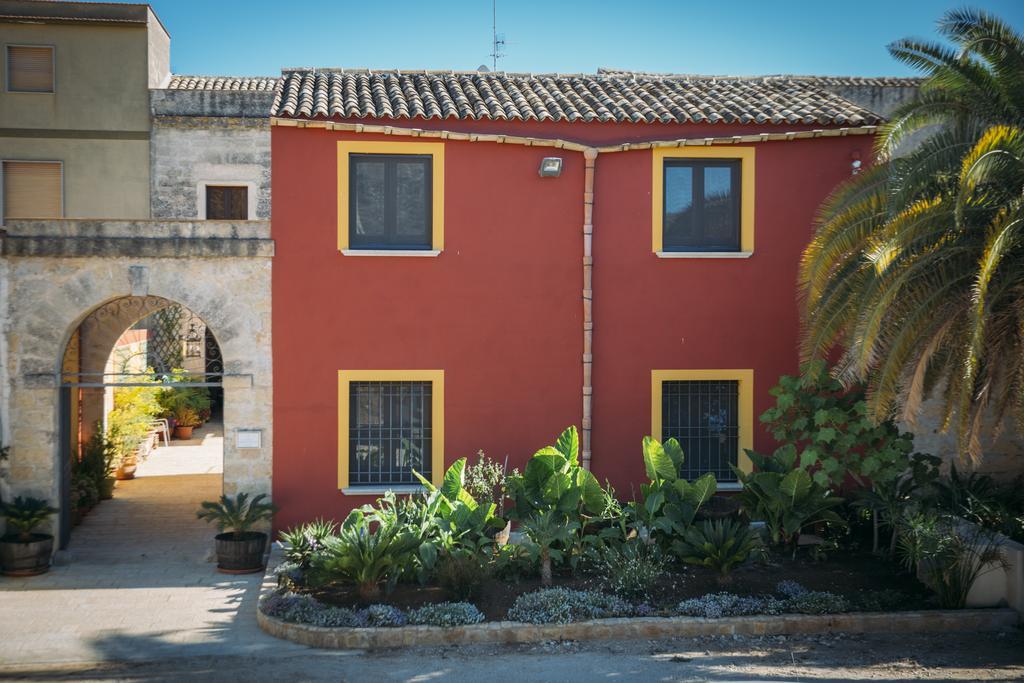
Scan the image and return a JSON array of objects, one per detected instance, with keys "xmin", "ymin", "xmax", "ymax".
[{"xmin": 0, "ymin": 424, "xmax": 306, "ymax": 668}]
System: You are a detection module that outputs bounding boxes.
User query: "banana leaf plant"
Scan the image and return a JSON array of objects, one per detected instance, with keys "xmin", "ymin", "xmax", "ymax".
[
  {"xmin": 506, "ymin": 426, "xmax": 605, "ymax": 523},
  {"xmin": 734, "ymin": 448, "xmax": 845, "ymax": 554},
  {"xmin": 631, "ymin": 436, "xmax": 717, "ymax": 546},
  {"xmin": 407, "ymin": 458, "xmax": 506, "ymax": 582}
]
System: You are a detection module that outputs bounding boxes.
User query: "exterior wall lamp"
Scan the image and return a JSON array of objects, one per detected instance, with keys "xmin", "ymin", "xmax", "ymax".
[
  {"xmin": 183, "ymin": 322, "xmax": 203, "ymax": 358},
  {"xmin": 539, "ymin": 157, "xmax": 563, "ymax": 177}
]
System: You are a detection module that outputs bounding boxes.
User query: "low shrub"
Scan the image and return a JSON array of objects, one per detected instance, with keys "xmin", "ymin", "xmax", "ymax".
[
  {"xmin": 260, "ymin": 592, "xmax": 365, "ymax": 628},
  {"xmin": 775, "ymin": 580, "xmax": 808, "ymax": 598},
  {"xmin": 849, "ymin": 589, "xmax": 912, "ymax": 612},
  {"xmin": 507, "ymin": 588, "xmax": 632, "ymax": 624},
  {"xmin": 784, "ymin": 590, "xmax": 849, "ymax": 614},
  {"xmin": 261, "ymin": 591, "xmax": 485, "ymax": 629},
  {"xmin": 365, "ymin": 604, "xmax": 407, "ymax": 627},
  {"xmin": 598, "ymin": 541, "xmax": 665, "ymax": 601},
  {"xmin": 407, "ymin": 602, "xmax": 485, "ymax": 627},
  {"xmin": 675, "ymin": 593, "xmax": 784, "ymax": 619}
]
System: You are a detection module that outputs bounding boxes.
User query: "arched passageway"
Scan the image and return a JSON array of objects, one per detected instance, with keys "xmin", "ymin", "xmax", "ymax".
[{"xmin": 58, "ymin": 296, "xmax": 227, "ymax": 549}]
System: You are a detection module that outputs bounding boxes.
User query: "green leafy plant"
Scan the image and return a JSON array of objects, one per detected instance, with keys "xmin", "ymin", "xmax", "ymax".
[
  {"xmin": 1, "ymin": 497, "xmax": 58, "ymax": 541},
  {"xmin": 897, "ymin": 511, "xmax": 1008, "ymax": 609},
  {"xmin": 196, "ymin": 492, "xmax": 277, "ymax": 538},
  {"xmin": 172, "ymin": 406, "xmax": 201, "ymax": 428},
  {"xmin": 310, "ymin": 508, "xmax": 422, "ymax": 602},
  {"xmin": 278, "ymin": 518, "xmax": 338, "ymax": 570},
  {"xmin": 632, "ymin": 436, "xmax": 717, "ymax": 545},
  {"xmin": 506, "ymin": 426, "xmax": 604, "ymax": 523},
  {"xmin": 758, "ymin": 361, "xmax": 915, "ymax": 489},
  {"xmin": 436, "ymin": 549, "xmax": 490, "ymax": 600},
  {"xmin": 519, "ymin": 509, "xmax": 580, "ymax": 586},
  {"xmin": 674, "ymin": 519, "xmax": 757, "ymax": 583},
  {"xmin": 855, "ymin": 452, "xmax": 939, "ymax": 555},
  {"xmin": 734, "ymin": 449, "xmax": 845, "ymax": 553}
]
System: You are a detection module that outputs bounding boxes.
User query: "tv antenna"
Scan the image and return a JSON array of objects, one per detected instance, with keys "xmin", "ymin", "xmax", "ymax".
[{"xmin": 489, "ymin": 0, "xmax": 505, "ymax": 71}]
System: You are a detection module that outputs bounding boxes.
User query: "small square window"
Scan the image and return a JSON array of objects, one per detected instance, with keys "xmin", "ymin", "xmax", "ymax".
[
  {"xmin": 349, "ymin": 381, "xmax": 432, "ymax": 486},
  {"xmin": 7, "ymin": 46, "xmax": 54, "ymax": 93},
  {"xmin": 3, "ymin": 161, "xmax": 62, "ymax": 218},
  {"xmin": 662, "ymin": 380, "xmax": 740, "ymax": 481},
  {"xmin": 663, "ymin": 159, "xmax": 741, "ymax": 252},
  {"xmin": 350, "ymin": 154, "xmax": 431, "ymax": 250},
  {"xmin": 205, "ymin": 185, "xmax": 248, "ymax": 220}
]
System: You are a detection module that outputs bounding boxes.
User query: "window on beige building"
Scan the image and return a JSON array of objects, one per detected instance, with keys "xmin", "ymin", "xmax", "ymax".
[
  {"xmin": 3, "ymin": 161, "xmax": 63, "ymax": 219},
  {"xmin": 205, "ymin": 185, "xmax": 248, "ymax": 220},
  {"xmin": 6, "ymin": 45, "xmax": 54, "ymax": 93}
]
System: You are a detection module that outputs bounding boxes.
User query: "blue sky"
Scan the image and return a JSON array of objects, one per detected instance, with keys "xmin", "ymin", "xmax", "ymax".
[{"xmin": 150, "ymin": 0, "xmax": 1024, "ymax": 78}]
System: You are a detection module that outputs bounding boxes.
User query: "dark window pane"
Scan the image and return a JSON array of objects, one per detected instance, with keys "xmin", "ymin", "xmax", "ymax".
[
  {"xmin": 352, "ymin": 159, "xmax": 386, "ymax": 238},
  {"xmin": 662, "ymin": 380, "xmax": 739, "ymax": 481},
  {"xmin": 662, "ymin": 160, "xmax": 740, "ymax": 251},
  {"xmin": 395, "ymin": 160, "xmax": 429, "ymax": 239},
  {"xmin": 702, "ymin": 165, "xmax": 738, "ymax": 248},
  {"xmin": 349, "ymin": 381, "xmax": 432, "ymax": 486},
  {"xmin": 349, "ymin": 154, "xmax": 432, "ymax": 249},
  {"xmin": 206, "ymin": 186, "xmax": 248, "ymax": 220},
  {"xmin": 664, "ymin": 165, "xmax": 695, "ymax": 250}
]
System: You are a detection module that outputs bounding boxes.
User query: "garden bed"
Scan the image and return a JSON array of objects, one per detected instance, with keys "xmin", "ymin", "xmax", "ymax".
[{"xmin": 301, "ymin": 550, "xmax": 930, "ymax": 621}]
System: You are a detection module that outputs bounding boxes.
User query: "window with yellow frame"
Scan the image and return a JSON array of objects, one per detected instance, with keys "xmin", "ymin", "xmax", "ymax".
[
  {"xmin": 337, "ymin": 140, "xmax": 445, "ymax": 256},
  {"xmin": 651, "ymin": 147, "xmax": 755, "ymax": 258},
  {"xmin": 338, "ymin": 370, "xmax": 444, "ymax": 492},
  {"xmin": 651, "ymin": 369, "xmax": 753, "ymax": 486}
]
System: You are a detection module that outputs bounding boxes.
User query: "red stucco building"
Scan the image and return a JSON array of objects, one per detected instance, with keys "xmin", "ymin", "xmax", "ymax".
[{"xmin": 269, "ymin": 69, "xmax": 881, "ymax": 528}]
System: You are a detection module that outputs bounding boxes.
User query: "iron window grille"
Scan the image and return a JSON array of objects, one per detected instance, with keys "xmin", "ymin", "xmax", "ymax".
[
  {"xmin": 349, "ymin": 380, "xmax": 432, "ymax": 486},
  {"xmin": 663, "ymin": 159, "xmax": 741, "ymax": 251},
  {"xmin": 661, "ymin": 379, "xmax": 740, "ymax": 481},
  {"xmin": 349, "ymin": 153, "xmax": 432, "ymax": 250}
]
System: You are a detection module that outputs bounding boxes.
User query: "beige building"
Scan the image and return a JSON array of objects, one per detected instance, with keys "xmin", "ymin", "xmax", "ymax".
[{"xmin": 0, "ymin": 0, "xmax": 169, "ymax": 221}]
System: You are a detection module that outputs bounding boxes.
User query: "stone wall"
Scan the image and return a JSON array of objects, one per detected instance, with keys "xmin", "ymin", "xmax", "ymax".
[
  {"xmin": 149, "ymin": 90, "xmax": 274, "ymax": 220},
  {"xmin": 0, "ymin": 219, "xmax": 273, "ymax": 542}
]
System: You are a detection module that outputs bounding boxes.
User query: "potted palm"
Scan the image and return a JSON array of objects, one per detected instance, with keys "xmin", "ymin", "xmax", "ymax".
[
  {"xmin": 1, "ymin": 497, "xmax": 58, "ymax": 576},
  {"xmin": 197, "ymin": 492, "xmax": 277, "ymax": 573},
  {"xmin": 172, "ymin": 406, "xmax": 201, "ymax": 440}
]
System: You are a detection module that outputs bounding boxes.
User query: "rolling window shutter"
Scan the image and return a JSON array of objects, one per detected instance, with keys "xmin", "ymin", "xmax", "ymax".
[
  {"xmin": 3, "ymin": 162, "xmax": 62, "ymax": 218},
  {"xmin": 7, "ymin": 46, "xmax": 54, "ymax": 93}
]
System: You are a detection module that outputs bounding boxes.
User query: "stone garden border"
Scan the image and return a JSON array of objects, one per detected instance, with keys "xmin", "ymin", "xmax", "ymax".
[{"xmin": 257, "ymin": 606, "xmax": 1017, "ymax": 649}]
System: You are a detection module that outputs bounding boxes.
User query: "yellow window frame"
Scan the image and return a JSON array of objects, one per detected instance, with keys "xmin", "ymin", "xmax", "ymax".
[
  {"xmin": 337, "ymin": 370, "xmax": 445, "ymax": 491},
  {"xmin": 337, "ymin": 140, "xmax": 445, "ymax": 252},
  {"xmin": 651, "ymin": 146, "xmax": 755, "ymax": 254},
  {"xmin": 650, "ymin": 369, "xmax": 754, "ymax": 477}
]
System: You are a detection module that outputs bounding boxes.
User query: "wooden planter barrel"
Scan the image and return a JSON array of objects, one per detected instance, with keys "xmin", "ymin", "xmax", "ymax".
[
  {"xmin": 214, "ymin": 531, "xmax": 268, "ymax": 574},
  {"xmin": 0, "ymin": 534, "xmax": 54, "ymax": 576}
]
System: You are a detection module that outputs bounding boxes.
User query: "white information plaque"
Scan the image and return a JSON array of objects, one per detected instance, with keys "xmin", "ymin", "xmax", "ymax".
[{"xmin": 236, "ymin": 429, "xmax": 262, "ymax": 449}]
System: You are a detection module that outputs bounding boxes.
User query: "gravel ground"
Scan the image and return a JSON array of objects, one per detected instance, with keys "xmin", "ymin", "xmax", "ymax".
[{"xmin": 2, "ymin": 629, "xmax": 1022, "ymax": 682}]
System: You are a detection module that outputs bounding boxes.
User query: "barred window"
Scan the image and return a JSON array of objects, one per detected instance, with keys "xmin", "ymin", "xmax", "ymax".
[
  {"xmin": 661, "ymin": 380, "xmax": 740, "ymax": 481},
  {"xmin": 349, "ymin": 381, "xmax": 432, "ymax": 486}
]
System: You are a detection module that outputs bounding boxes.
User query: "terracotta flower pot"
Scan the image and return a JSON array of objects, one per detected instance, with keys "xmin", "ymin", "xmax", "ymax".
[
  {"xmin": 214, "ymin": 531, "xmax": 267, "ymax": 574},
  {"xmin": 0, "ymin": 534, "xmax": 54, "ymax": 576},
  {"xmin": 174, "ymin": 425, "xmax": 194, "ymax": 440},
  {"xmin": 115, "ymin": 461, "xmax": 137, "ymax": 480}
]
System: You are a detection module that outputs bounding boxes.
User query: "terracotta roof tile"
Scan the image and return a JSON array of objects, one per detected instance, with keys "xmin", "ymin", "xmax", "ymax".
[
  {"xmin": 166, "ymin": 75, "xmax": 280, "ymax": 92},
  {"xmin": 270, "ymin": 69, "xmax": 885, "ymax": 126}
]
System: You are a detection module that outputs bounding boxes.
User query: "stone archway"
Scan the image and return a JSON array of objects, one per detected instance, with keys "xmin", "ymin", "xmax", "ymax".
[{"xmin": 1, "ymin": 219, "xmax": 274, "ymax": 548}]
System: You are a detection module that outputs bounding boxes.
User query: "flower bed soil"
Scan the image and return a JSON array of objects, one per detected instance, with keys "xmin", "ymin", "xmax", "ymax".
[{"xmin": 303, "ymin": 549, "xmax": 930, "ymax": 622}]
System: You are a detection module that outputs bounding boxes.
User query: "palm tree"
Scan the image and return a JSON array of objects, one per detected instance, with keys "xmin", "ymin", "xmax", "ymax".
[{"xmin": 799, "ymin": 9, "xmax": 1024, "ymax": 461}]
